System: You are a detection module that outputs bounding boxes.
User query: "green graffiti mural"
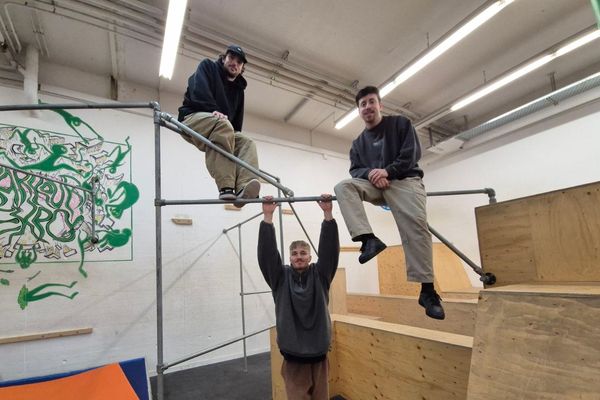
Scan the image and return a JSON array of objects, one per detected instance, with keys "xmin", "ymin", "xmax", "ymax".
[
  {"xmin": 0, "ymin": 109, "xmax": 138, "ymax": 309},
  {"xmin": 18, "ymin": 281, "xmax": 79, "ymax": 310}
]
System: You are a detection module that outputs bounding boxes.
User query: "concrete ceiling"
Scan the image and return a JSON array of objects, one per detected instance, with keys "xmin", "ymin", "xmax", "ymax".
[{"xmin": 0, "ymin": 0, "xmax": 598, "ymax": 151}]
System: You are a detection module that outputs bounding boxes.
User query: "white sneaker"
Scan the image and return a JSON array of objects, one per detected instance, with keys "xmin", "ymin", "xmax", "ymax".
[{"xmin": 234, "ymin": 179, "xmax": 260, "ymax": 208}]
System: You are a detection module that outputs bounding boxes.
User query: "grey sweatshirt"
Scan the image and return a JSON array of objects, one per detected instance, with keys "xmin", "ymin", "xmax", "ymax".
[{"xmin": 258, "ymin": 219, "xmax": 339, "ymax": 360}]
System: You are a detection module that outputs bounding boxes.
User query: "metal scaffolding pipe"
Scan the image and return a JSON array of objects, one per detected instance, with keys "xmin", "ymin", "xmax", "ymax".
[
  {"xmin": 0, "ymin": 102, "xmax": 156, "ymax": 111},
  {"xmin": 159, "ymin": 112, "xmax": 295, "ymax": 197},
  {"xmin": 159, "ymin": 195, "xmax": 337, "ymax": 206},
  {"xmin": 161, "ymin": 325, "xmax": 274, "ymax": 371}
]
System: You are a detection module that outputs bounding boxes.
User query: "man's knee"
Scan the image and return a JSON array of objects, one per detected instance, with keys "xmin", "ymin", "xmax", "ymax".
[{"xmin": 334, "ymin": 179, "xmax": 354, "ymax": 195}]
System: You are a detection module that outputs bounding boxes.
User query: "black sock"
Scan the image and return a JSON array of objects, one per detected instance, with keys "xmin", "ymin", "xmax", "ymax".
[
  {"xmin": 421, "ymin": 282, "xmax": 434, "ymax": 293},
  {"xmin": 352, "ymin": 233, "xmax": 376, "ymax": 243}
]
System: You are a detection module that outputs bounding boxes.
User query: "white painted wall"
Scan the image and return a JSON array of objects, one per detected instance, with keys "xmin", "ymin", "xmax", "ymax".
[{"xmin": 0, "ymin": 83, "xmax": 390, "ymax": 382}]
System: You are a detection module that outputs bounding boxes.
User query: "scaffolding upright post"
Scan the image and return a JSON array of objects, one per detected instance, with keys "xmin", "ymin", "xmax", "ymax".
[
  {"xmin": 238, "ymin": 226, "xmax": 248, "ymax": 372},
  {"xmin": 153, "ymin": 103, "xmax": 165, "ymax": 400}
]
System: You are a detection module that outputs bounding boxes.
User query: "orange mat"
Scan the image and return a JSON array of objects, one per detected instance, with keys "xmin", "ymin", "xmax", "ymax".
[{"xmin": 0, "ymin": 363, "xmax": 139, "ymax": 400}]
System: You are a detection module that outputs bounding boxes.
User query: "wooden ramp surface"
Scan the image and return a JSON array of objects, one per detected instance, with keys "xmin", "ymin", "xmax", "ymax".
[
  {"xmin": 467, "ymin": 284, "xmax": 600, "ymax": 400},
  {"xmin": 378, "ymin": 243, "xmax": 475, "ymax": 296}
]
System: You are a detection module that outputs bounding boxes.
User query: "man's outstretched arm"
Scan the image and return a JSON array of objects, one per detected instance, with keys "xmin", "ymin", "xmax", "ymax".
[
  {"xmin": 315, "ymin": 194, "xmax": 339, "ymax": 284},
  {"xmin": 257, "ymin": 196, "xmax": 283, "ymax": 289}
]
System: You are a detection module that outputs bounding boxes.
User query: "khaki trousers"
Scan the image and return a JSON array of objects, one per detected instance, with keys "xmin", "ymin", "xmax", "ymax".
[
  {"xmin": 334, "ymin": 176, "xmax": 433, "ymax": 282},
  {"xmin": 281, "ymin": 359, "xmax": 329, "ymax": 400},
  {"xmin": 182, "ymin": 112, "xmax": 258, "ymax": 192}
]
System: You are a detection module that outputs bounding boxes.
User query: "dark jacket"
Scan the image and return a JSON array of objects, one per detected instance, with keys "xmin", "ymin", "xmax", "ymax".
[
  {"xmin": 258, "ymin": 219, "xmax": 339, "ymax": 361},
  {"xmin": 349, "ymin": 115, "xmax": 423, "ymax": 180},
  {"xmin": 178, "ymin": 58, "xmax": 247, "ymax": 131}
]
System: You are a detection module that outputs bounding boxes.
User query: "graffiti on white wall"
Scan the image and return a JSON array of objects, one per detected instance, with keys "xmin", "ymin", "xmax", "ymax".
[{"xmin": 0, "ymin": 108, "xmax": 138, "ymax": 309}]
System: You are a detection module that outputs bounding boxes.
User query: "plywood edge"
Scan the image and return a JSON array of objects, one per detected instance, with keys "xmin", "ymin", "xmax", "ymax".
[
  {"xmin": 331, "ymin": 314, "xmax": 473, "ymax": 348},
  {"xmin": 475, "ymin": 180, "xmax": 600, "ymax": 212},
  {"xmin": 484, "ymin": 282, "xmax": 600, "ymax": 297},
  {"xmin": 0, "ymin": 327, "xmax": 93, "ymax": 345},
  {"xmin": 347, "ymin": 292, "xmax": 478, "ymax": 304}
]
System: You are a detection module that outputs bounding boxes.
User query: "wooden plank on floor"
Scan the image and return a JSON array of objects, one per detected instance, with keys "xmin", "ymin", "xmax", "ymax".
[{"xmin": 467, "ymin": 286, "xmax": 600, "ymax": 399}]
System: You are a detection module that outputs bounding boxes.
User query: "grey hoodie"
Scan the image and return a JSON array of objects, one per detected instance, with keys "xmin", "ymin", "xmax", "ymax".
[{"xmin": 258, "ymin": 219, "xmax": 339, "ymax": 360}]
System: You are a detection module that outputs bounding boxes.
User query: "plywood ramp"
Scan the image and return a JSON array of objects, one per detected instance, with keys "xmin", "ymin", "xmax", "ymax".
[
  {"xmin": 475, "ymin": 181, "xmax": 600, "ymax": 286},
  {"xmin": 378, "ymin": 243, "xmax": 475, "ymax": 296},
  {"xmin": 346, "ymin": 293, "xmax": 477, "ymax": 336},
  {"xmin": 467, "ymin": 284, "xmax": 600, "ymax": 400}
]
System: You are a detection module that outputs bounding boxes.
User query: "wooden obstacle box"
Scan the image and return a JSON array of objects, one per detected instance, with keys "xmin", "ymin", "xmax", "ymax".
[
  {"xmin": 467, "ymin": 284, "xmax": 600, "ymax": 400},
  {"xmin": 271, "ymin": 315, "xmax": 473, "ymax": 400},
  {"xmin": 475, "ymin": 181, "xmax": 600, "ymax": 286}
]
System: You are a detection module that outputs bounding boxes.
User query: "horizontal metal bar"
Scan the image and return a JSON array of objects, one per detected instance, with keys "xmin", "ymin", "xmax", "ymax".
[
  {"xmin": 427, "ymin": 188, "xmax": 496, "ymax": 204},
  {"xmin": 0, "ymin": 163, "xmax": 93, "ymax": 194},
  {"xmin": 0, "ymin": 102, "xmax": 157, "ymax": 112},
  {"xmin": 223, "ymin": 211, "xmax": 264, "ymax": 233},
  {"xmin": 162, "ymin": 325, "xmax": 274, "ymax": 371},
  {"xmin": 160, "ymin": 195, "xmax": 336, "ymax": 206},
  {"xmin": 241, "ymin": 290, "xmax": 271, "ymax": 296},
  {"xmin": 159, "ymin": 113, "xmax": 295, "ymax": 197}
]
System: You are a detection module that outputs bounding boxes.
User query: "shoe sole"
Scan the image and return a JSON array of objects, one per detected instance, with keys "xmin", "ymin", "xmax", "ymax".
[
  {"xmin": 358, "ymin": 243, "xmax": 387, "ymax": 264},
  {"xmin": 219, "ymin": 193, "xmax": 237, "ymax": 200},
  {"xmin": 234, "ymin": 179, "xmax": 261, "ymax": 208}
]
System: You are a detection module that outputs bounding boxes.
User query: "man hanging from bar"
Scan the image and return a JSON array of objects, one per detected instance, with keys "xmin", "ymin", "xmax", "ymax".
[
  {"xmin": 178, "ymin": 44, "xmax": 260, "ymax": 206},
  {"xmin": 258, "ymin": 194, "xmax": 339, "ymax": 400},
  {"xmin": 334, "ymin": 86, "xmax": 445, "ymax": 320}
]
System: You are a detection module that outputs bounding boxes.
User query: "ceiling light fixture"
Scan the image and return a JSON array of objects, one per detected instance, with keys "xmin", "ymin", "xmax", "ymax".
[
  {"xmin": 159, "ymin": 0, "xmax": 188, "ymax": 79},
  {"xmin": 450, "ymin": 28, "xmax": 600, "ymax": 111},
  {"xmin": 335, "ymin": 0, "xmax": 515, "ymax": 129}
]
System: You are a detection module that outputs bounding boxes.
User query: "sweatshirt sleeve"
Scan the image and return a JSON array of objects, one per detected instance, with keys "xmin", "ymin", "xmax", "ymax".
[
  {"xmin": 349, "ymin": 140, "xmax": 370, "ymax": 179},
  {"xmin": 257, "ymin": 221, "xmax": 283, "ymax": 289},
  {"xmin": 384, "ymin": 118, "xmax": 422, "ymax": 180},
  {"xmin": 186, "ymin": 60, "xmax": 219, "ymax": 113},
  {"xmin": 315, "ymin": 219, "xmax": 340, "ymax": 286}
]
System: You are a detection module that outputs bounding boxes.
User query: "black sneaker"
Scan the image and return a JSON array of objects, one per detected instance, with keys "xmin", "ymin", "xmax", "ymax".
[
  {"xmin": 418, "ymin": 290, "xmax": 445, "ymax": 320},
  {"xmin": 358, "ymin": 237, "xmax": 387, "ymax": 264},
  {"xmin": 219, "ymin": 187, "xmax": 236, "ymax": 200}
]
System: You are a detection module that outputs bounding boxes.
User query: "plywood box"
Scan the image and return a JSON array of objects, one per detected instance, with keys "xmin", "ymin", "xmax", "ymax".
[
  {"xmin": 467, "ymin": 284, "xmax": 600, "ymax": 400},
  {"xmin": 475, "ymin": 181, "xmax": 600, "ymax": 286}
]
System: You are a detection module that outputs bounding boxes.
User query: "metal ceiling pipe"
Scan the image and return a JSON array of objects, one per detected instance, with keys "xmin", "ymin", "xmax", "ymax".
[{"xmin": 22, "ymin": 43, "xmax": 39, "ymax": 116}]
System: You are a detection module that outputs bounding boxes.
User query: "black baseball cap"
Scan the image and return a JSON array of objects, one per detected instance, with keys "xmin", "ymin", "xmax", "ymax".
[{"xmin": 226, "ymin": 45, "xmax": 247, "ymax": 63}]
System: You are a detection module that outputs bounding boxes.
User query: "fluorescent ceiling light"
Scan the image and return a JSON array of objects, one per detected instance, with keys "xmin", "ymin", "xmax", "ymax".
[
  {"xmin": 451, "ymin": 28, "xmax": 600, "ymax": 112},
  {"xmin": 334, "ymin": 108, "xmax": 359, "ymax": 130},
  {"xmin": 335, "ymin": 0, "xmax": 514, "ymax": 130},
  {"xmin": 159, "ymin": 0, "xmax": 188, "ymax": 79}
]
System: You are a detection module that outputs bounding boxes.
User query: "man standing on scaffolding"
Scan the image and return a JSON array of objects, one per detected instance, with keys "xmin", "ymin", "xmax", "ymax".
[
  {"xmin": 334, "ymin": 85, "xmax": 445, "ymax": 320},
  {"xmin": 258, "ymin": 195, "xmax": 339, "ymax": 400},
  {"xmin": 178, "ymin": 44, "xmax": 260, "ymax": 206}
]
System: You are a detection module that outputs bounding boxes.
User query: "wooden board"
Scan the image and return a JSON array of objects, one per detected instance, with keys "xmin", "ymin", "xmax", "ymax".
[
  {"xmin": 333, "ymin": 315, "xmax": 472, "ymax": 400},
  {"xmin": 378, "ymin": 243, "xmax": 474, "ymax": 296},
  {"xmin": 467, "ymin": 286, "xmax": 600, "ymax": 399},
  {"xmin": 329, "ymin": 268, "xmax": 347, "ymax": 315},
  {"xmin": 0, "ymin": 328, "xmax": 92, "ymax": 345},
  {"xmin": 475, "ymin": 181, "xmax": 600, "ymax": 286},
  {"xmin": 346, "ymin": 293, "xmax": 477, "ymax": 336}
]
